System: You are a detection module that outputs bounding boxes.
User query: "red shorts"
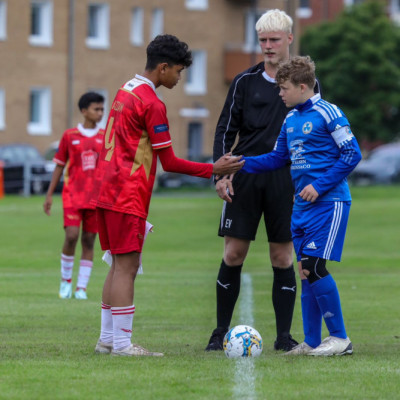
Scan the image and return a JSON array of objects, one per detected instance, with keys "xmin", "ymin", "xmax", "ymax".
[
  {"xmin": 63, "ymin": 208, "xmax": 98, "ymax": 233},
  {"xmin": 96, "ymin": 208, "xmax": 146, "ymax": 254}
]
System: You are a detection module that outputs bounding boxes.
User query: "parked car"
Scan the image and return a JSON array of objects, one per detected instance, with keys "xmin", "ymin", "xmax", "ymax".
[
  {"xmin": 157, "ymin": 156, "xmax": 214, "ymax": 189},
  {"xmin": 349, "ymin": 142, "xmax": 400, "ymax": 186},
  {"xmin": 0, "ymin": 143, "xmax": 52, "ymax": 194},
  {"xmin": 43, "ymin": 141, "xmax": 63, "ymax": 193}
]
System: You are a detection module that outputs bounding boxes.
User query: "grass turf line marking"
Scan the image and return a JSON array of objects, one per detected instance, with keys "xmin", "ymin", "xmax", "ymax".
[{"xmin": 232, "ymin": 273, "xmax": 256, "ymax": 400}]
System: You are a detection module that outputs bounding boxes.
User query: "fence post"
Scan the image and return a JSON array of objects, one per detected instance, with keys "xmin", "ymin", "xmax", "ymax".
[
  {"xmin": 23, "ymin": 161, "xmax": 31, "ymax": 197},
  {"xmin": 0, "ymin": 161, "xmax": 4, "ymax": 199}
]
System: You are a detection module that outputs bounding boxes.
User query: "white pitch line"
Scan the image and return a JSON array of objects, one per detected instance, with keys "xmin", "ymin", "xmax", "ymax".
[{"xmin": 232, "ymin": 273, "xmax": 257, "ymax": 400}]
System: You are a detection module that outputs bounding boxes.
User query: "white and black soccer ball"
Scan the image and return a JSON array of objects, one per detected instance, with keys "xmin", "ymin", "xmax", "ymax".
[{"xmin": 223, "ymin": 325, "xmax": 263, "ymax": 358}]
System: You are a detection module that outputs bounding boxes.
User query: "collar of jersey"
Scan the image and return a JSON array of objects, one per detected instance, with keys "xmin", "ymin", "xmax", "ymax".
[
  {"xmin": 294, "ymin": 93, "xmax": 321, "ymax": 112},
  {"xmin": 135, "ymin": 74, "xmax": 156, "ymax": 92},
  {"xmin": 77, "ymin": 123, "xmax": 101, "ymax": 137}
]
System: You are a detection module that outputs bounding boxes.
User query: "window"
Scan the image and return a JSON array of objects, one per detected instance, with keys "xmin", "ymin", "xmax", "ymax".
[
  {"xmin": 0, "ymin": 1, "xmax": 7, "ymax": 41},
  {"xmin": 185, "ymin": 50, "xmax": 207, "ymax": 95},
  {"xmin": 130, "ymin": 7, "xmax": 144, "ymax": 46},
  {"xmin": 27, "ymin": 87, "xmax": 51, "ymax": 135},
  {"xmin": 88, "ymin": 88, "xmax": 108, "ymax": 128},
  {"xmin": 185, "ymin": 0, "xmax": 208, "ymax": 11},
  {"xmin": 29, "ymin": 1, "xmax": 53, "ymax": 47},
  {"xmin": 0, "ymin": 89, "xmax": 5, "ymax": 130},
  {"xmin": 244, "ymin": 10, "xmax": 264, "ymax": 52},
  {"xmin": 187, "ymin": 122, "xmax": 203, "ymax": 159},
  {"xmin": 151, "ymin": 8, "xmax": 163, "ymax": 39},
  {"xmin": 86, "ymin": 3, "xmax": 110, "ymax": 49},
  {"xmin": 297, "ymin": 0, "xmax": 312, "ymax": 18}
]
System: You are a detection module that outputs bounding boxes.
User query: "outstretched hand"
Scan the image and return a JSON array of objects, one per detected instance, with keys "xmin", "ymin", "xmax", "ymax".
[{"xmin": 213, "ymin": 152, "xmax": 244, "ymax": 176}]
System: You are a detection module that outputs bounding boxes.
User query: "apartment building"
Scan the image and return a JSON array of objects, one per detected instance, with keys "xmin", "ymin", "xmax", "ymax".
[
  {"xmin": 0, "ymin": 0, "xmax": 300, "ymax": 157},
  {"xmin": 297, "ymin": 0, "xmax": 400, "ymax": 34}
]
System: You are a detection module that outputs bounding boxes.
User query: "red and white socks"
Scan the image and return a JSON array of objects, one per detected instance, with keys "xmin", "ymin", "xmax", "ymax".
[
  {"xmin": 60, "ymin": 255, "xmax": 93, "ymax": 291},
  {"xmin": 111, "ymin": 305, "xmax": 136, "ymax": 350},
  {"xmin": 76, "ymin": 259, "xmax": 93, "ymax": 291},
  {"xmin": 60, "ymin": 254, "xmax": 74, "ymax": 282},
  {"xmin": 99, "ymin": 303, "xmax": 113, "ymax": 344}
]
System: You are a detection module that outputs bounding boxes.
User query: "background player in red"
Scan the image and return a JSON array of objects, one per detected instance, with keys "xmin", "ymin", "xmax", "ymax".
[
  {"xmin": 44, "ymin": 92, "xmax": 105, "ymax": 300},
  {"xmin": 93, "ymin": 34, "xmax": 244, "ymax": 357}
]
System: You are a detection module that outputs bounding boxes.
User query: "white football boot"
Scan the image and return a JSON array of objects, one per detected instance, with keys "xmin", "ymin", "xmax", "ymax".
[
  {"xmin": 74, "ymin": 288, "xmax": 88, "ymax": 300},
  {"xmin": 59, "ymin": 281, "xmax": 72, "ymax": 299},
  {"xmin": 111, "ymin": 343, "xmax": 164, "ymax": 357},
  {"xmin": 94, "ymin": 339, "xmax": 113, "ymax": 354},
  {"xmin": 308, "ymin": 336, "xmax": 353, "ymax": 356},
  {"xmin": 283, "ymin": 341, "xmax": 314, "ymax": 356}
]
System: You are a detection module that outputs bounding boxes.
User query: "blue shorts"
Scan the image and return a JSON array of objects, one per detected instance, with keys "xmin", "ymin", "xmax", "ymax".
[{"xmin": 291, "ymin": 201, "xmax": 351, "ymax": 262}]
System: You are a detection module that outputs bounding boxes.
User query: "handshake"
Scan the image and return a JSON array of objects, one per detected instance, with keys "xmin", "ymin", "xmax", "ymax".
[{"xmin": 212, "ymin": 153, "xmax": 245, "ymax": 176}]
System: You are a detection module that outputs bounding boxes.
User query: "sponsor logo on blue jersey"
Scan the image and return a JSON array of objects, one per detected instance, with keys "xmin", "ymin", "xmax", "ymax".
[{"xmin": 154, "ymin": 124, "xmax": 168, "ymax": 134}]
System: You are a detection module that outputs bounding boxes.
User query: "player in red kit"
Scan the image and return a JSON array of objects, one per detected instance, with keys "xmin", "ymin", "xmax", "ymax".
[
  {"xmin": 93, "ymin": 34, "xmax": 244, "ymax": 357},
  {"xmin": 44, "ymin": 92, "xmax": 105, "ymax": 300}
]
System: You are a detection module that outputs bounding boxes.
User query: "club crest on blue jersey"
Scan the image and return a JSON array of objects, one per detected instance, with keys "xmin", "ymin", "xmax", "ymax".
[
  {"xmin": 153, "ymin": 124, "xmax": 168, "ymax": 134},
  {"xmin": 302, "ymin": 121, "xmax": 313, "ymax": 134}
]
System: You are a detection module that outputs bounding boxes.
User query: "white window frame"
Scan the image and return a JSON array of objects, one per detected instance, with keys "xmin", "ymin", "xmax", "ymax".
[
  {"xmin": 29, "ymin": 1, "xmax": 53, "ymax": 47},
  {"xmin": 130, "ymin": 7, "xmax": 144, "ymax": 46},
  {"xmin": 185, "ymin": 0, "xmax": 208, "ymax": 11},
  {"xmin": 185, "ymin": 50, "xmax": 207, "ymax": 96},
  {"xmin": 0, "ymin": 89, "xmax": 5, "ymax": 130},
  {"xmin": 0, "ymin": 1, "xmax": 7, "ymax": 41},
  {"xmin": 86, "ymin": 3, "xmax": 110, "ymax": 49},
  {"xmin": 244, "ymin": 10, "xmax": 263, "ymax": 53},
  {"xmin": 297, "ymin": 0, "xmax": 312, "ymax": 19},
  {"xmin": 150, "ymin": 8, "xmax": 164, "ymax": 39},
  {"xmin": 27, "ymin": 87, "xmax": 52, "ymax": 135},
  {"xmin": 88, "ymin": 88, "xmax": 108, "ymax": 129}
]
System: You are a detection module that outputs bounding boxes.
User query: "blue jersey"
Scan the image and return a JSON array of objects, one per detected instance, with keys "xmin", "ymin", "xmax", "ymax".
[{"xmin": 242, "ymin": 94, "xmax": 362, "ymax": 208}]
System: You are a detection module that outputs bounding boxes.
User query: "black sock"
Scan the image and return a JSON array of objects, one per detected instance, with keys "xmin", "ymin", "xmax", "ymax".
[
  {"xmin": 272, "ymin": 265, "xmax": 297, "ymax": 338},
  {"xmin": 216, "ymin": 260, "xmax": 243, "ymax": 330}
]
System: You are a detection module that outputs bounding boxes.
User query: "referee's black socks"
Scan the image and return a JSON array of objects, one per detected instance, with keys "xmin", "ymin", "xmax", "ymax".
[
  {"xmin": 272, "ymin": 265, "xmax": 297, "ymax": 339},
  {"xmin": 216, "ymin": 260, "xmax": 242, "ymax": 330}
]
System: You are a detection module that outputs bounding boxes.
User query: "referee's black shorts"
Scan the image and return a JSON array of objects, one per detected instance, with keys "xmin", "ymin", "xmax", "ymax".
[{"xmin": 218, "ymin": 166, "xmax": 293, "ymax": 243}]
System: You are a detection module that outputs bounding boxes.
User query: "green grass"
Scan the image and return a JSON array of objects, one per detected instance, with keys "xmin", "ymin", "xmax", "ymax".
[{"xmin": 0, "ymin": 186, "xmax": 399, "ymax": 400}]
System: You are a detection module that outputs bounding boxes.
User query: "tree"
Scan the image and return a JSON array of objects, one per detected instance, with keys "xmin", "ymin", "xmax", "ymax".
[{"xmin": 300, "ymin": 1, "xmax": 400, "ymax": 145}]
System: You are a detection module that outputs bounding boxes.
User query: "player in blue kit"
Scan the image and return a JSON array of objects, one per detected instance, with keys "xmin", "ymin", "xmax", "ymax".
[{"xmin": 240, "ymin": 56, "xmax": 362, "ymax": 356}]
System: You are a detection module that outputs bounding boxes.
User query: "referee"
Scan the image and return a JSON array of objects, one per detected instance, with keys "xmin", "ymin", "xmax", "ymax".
[{"xmin": 206, "ymin": 9, "xmax": 319, "ymax": 352}]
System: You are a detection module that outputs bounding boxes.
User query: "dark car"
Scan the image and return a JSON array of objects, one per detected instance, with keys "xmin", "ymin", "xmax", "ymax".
[
  {"xmin": 349, "ymin": 143, "xmax": 400, "ymax": 186},
  {"xmin": 0, "ymin": 143, "xmax": 52, "ymax": 194},
  {"xmin": 157, "ymin": 156, "xmax": 214, "ymax": 189}
]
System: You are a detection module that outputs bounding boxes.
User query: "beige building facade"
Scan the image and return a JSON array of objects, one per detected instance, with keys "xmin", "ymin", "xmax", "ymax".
[{"xmin": 0, "ymin": 0, "xmax": 299, "ymax": 157}]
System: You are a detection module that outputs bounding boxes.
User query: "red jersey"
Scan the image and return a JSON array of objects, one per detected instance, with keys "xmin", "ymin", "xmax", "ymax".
[
  {"xmin": 54, "ymin": 124, "xmax": 105, "ymax": 210},
  {"xmin": 94, "ymin": 75, "xmax": 173, "ymax": 219}
]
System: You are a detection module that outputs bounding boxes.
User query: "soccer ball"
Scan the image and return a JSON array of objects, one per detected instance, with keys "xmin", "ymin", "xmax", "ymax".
[{"xmin": 223, "ymin": 325, "xmax": 263, "ymax": 358}]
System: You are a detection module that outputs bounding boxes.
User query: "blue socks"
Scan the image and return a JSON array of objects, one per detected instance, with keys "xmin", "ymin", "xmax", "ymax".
[
  {"xmin": 311, "ymin": 275, "xmax": 347, "ymax": 339},
  {"xmin": 301, "ymin": 279, "xmax": 322, "ymax": 348}
]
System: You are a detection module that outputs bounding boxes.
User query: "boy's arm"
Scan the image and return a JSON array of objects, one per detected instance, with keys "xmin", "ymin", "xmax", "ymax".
[
  {"xmin": 241, "ymin": 130, "xmax": 289, "ymax": 174},
  {"xmin": 157, "ymin": 146, "xmax": 244, "ymax": 177},
  {"xmin": 311, "ymin": 126, "xmax": 362, "ymax": 196}
]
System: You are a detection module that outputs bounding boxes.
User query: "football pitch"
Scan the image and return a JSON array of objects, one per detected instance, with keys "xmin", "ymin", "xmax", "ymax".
[{"xmin": 0, "ymin": 186, "xmax": 399, "ymax": 400}]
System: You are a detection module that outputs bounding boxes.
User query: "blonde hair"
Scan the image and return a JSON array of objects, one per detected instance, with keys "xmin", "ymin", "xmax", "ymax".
[
  {"xmin": 276, "ymin": 56, "xmax": 316, "ymax": 88},
  {"xmin": 255, "ymin": 9, "xmax": 293, "ymax": 34}
]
